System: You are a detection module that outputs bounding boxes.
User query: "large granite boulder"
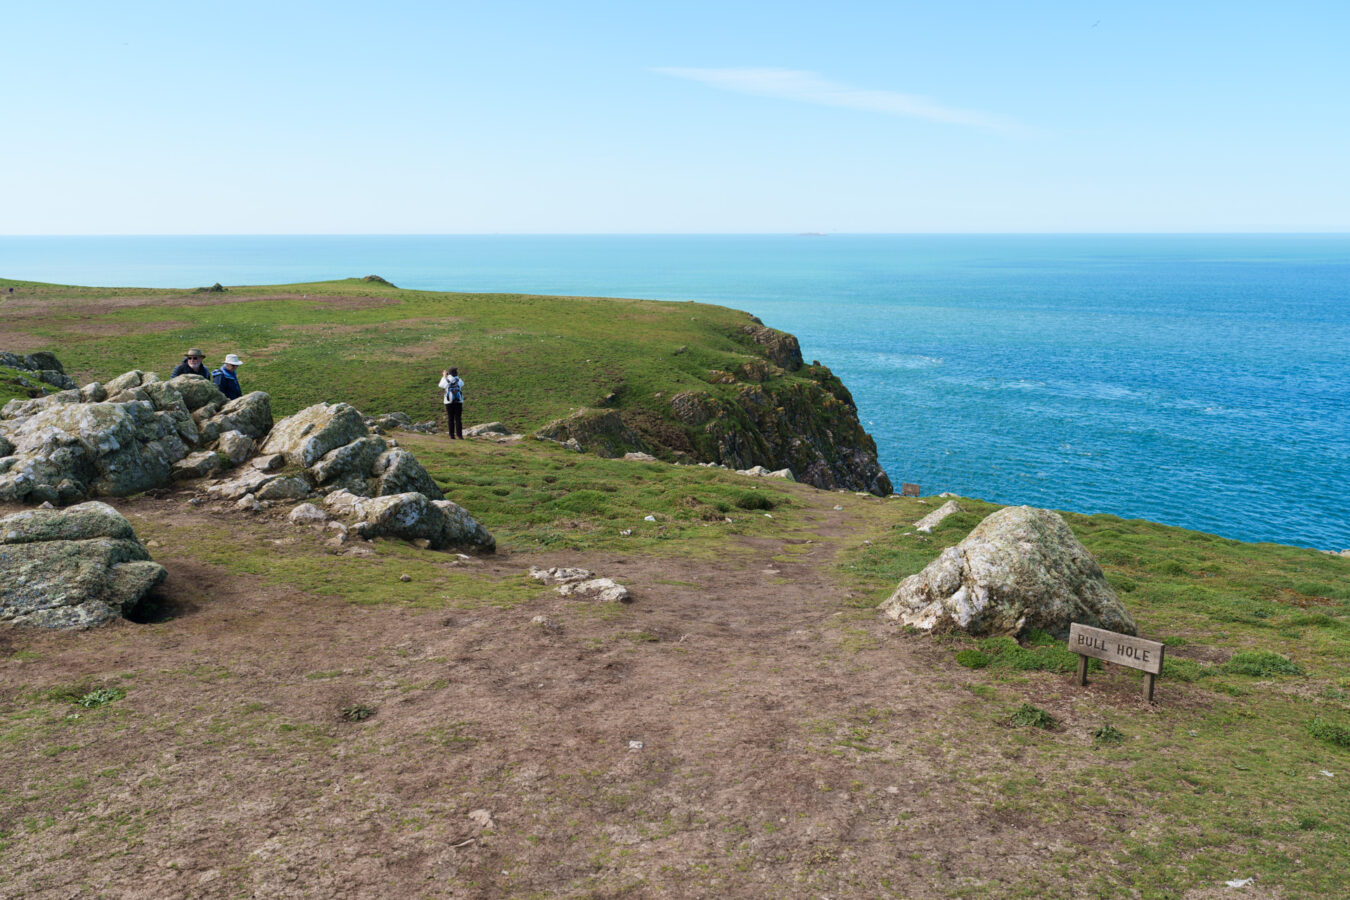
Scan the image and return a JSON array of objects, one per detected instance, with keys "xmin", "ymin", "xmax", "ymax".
[
  {"xmin": 323, "ymin": 489, "xmax": 494, "ymax": 552},
  {"xmin": 167, "ymin": 374, "xmax": 227, "ymax": 412},
  {"xmin": 881, "ymin": 506, "xmax": 1136, "ymax": 638},
  {"xmin": 371, "ymin": 448, "xmax": 443, "ymax": 499},
  {"xmin": 0, "ymin": 502, "xmax": 166, "ymax": 628},
  {"xmin": 254, "ymin": 403, "xmax": 444, "ymax": 501},
  {"xmin": 260, "ymin": 402, "xmax": 368, "ymax": 466},
  {"xmin": 310, "ymin": 434, "xmax": 388, "ymax": 487},
  {"xmin": 206, "ymin": 392, "xmax": 272, "ymax": 441},
  {"xmin": 0, "ymin": 401, "xmax": 183, "ymax": 500}
]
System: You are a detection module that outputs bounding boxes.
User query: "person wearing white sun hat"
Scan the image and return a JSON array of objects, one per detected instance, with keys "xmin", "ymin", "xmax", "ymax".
[{"xmin": 212, "ymin": 353, "xmax": 244, "ymax": 400}]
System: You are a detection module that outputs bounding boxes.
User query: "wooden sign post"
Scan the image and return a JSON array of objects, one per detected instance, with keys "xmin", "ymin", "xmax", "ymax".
[{"xmin": 1069, "ymin": 623, "xmax": 1166, "ymax": 702}]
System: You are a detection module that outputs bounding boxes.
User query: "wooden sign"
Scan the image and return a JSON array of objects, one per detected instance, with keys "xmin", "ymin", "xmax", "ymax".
[
  {"xmin": 901, "ymin": 483, "xmax": 921, "ymax": 497},
  {"xmin": 1069, "ymin": 623, "xmax": 1166, "ymax": 701}
]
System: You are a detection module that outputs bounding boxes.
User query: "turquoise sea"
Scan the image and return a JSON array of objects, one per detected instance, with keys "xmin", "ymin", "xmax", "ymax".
[{"xmin": 2, "ymin": 234, "xmax": 1347, "ymax": 551}]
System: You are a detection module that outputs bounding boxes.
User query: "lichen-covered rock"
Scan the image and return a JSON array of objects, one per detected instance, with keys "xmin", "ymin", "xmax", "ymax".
[
  {"xmin": 2, "ymin": 389, "xmax": 82, "ymax": 419},
  {"xmin": 207, "ymin": 469, "xmax": 281, "ymax": 500},
  {"xmin": 535, "ymin": 408, "xmax": 652, "ymax": 458},
  {"xmin": 742, "ymin": 323, "xmax": 804, "ymax": 371},
  {"xmin": 310, "ymin": 435, "xmax": 387, "ymax": 485},
  {"xmin": 260, "ymin": 402, "xmax": 367, "ymax": 467},
  {"xmin": 914, "ymin": 500, "xmax": 962, "ymax": 534},
  {"xmin": 215, "ymin": 430, "xmax": 255, "ymax": 465},
  {"xmin": 167, "ymin": 375, "xmax": 227, "ymax": 412},
  {"xmin": 205, "ymin": 392, "xmax": 272, "ymax": 442},
  {"xmin": 0, "ymin": 501, "xmax": 136, "ymax": 544},
  {"xmin": 429, "ymin": 499, "xmax": 495, "ymax": 552},
  {"xmin": 370, "ymin": 448, "xmax": 444, "ymax": 500},
  {"xmin": 0, "ymin": 400, "xmax": 191, "ymax": 499},
  {"xmin": 557, "ymin": 577, "xmax": 631, "ymax": 604},
  {"xmin": 529, "ymin": 566, "xmax": 594, "ymax": 584},
  {"xmin": 104, "ymin": 370, "xmax": 148, "ymax": 395},
  {"xmin": 465, "ymin": 422, "xmax": 511, "ymax": 437},
  {"xmin": 256, "ymin": 476, "xmax": 311, "ymax": 502},
  {"xmin": 880, "ymin": 506, "xmax": 1135, "ymax": 639},
  {"xmin": 172, "ymin": 450, "xmax": 221, "ymax": 481},
  {"xmin": 140, "ymin": 380, "xmax": 187, "ymax": 413},
  {"xmin": 0, "ymin": 501, "xmax": 166, "ymax": 629},
  {"xmin": 341, "ymin": 491, "xmax": 494, "ymax": 552},
  {"xmin": 288, "ymin": 503, "xmax": 327, "ymax": 525}
]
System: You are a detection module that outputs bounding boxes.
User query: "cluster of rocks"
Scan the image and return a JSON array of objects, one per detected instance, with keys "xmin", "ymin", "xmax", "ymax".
[
  {"xmin": 881, "ymin": 505, "xmax": 1136, "ymax": 639},
  {"xmin": 0, "ymin": 502, "xmax": 165, "ymax": 628},
  {"xmin": 529, "ymin": 565, "xmax": 631, "ymax": 603},
  {"xmin": 0, "ymin": 351, "xmax": 79, "ymax": 394},
  {"xmin": 1, "ymin": 367, "xmax": 271, "ymax": 506},
  {"xmin": 690, "ymin": 461, "xmax": 795, "ymax": 481},
  {"xmin": 362, "ymin": 411, "xmax": 440, "ymax": 435},
  {"xmin": 205, "ymin": 401, "xmax": 494, "ymax": 553}
]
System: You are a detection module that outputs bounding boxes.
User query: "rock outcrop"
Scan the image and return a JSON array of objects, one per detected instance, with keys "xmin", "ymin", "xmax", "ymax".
[
  {"xmin": 0, "ymin": 362, "xmax": 271, "ymax": 505},
  {"xmin": 668, "ymin": 364, "xmax": 891, "ymax": 495},
  {"xmin": 528, "ymin": 565, "xmax": 629, "ymax": 602},
  {"xmin": 214, "ymin": 401, "xmax": 448, "ymax": 504},
  {"xmin": 881, "ymin": 506, "xmax": 1136, "ymax": 638},
  {"xmin": 0, "ymin": 351, "xmax": 79, "ymax": 395},
  {"xmin": 914, "ymin": 500, "xmax": 962, "ymax": 534},
  {"xmin": 535, "ymin": 408, "xmax": 653, "ymax": 459},
  {"xmin": 530, "ymin": 319, "xmax": 890, "ymax": 495},
  {"xmin": 0, "ymin": 501, "xmax": 166, "ymax": 628},
  {"xmin": 323, "ymin": 489, "xmax": 494, "ymax": 552}
]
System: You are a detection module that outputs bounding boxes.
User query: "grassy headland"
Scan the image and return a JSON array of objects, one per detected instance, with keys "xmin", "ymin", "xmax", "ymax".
[{"xmin": 0, "ymin": 278, "xmax": 1347, "ymax": 897}]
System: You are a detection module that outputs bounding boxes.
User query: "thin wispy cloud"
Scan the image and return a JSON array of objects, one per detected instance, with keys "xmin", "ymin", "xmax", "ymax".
[{"xmin": 655, "ymin": 67, "xmax": 1017, "ymax": 132}]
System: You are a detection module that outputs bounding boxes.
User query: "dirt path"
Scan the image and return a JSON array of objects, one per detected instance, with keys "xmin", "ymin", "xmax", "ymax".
[{"xmin": 0, "ymin": 489, "xmax": 1156, "ymax": 899}]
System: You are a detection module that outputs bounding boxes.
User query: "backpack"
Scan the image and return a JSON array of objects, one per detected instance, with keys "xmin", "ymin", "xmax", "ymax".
[{"xmin": 447, "ymin": 378, "xmax": 463, "ymax": 404}]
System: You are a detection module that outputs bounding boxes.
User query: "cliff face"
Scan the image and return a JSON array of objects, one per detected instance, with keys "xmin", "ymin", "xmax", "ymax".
[
  {"xmin": 667, "ymin": 364, "xmax": 893, "ymax": 496},
  {"xmin": 538, "ymin": 322, "xmax": 894, "ymax": 496}
]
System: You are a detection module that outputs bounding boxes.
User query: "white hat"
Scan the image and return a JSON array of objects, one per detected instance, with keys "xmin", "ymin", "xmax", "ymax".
[{"xmin": 223, "ymin": 353, "xmax": 243, "ymax": 365}]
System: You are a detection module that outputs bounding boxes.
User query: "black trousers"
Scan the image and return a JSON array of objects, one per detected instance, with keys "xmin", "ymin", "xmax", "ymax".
[{"xmin": 445, "ymin": 401, "xmax": 463, "ymax": 438}]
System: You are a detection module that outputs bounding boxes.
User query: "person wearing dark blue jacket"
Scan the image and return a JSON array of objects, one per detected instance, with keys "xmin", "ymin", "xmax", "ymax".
[
  {"xmin": 171, "ymin": 347, "xmax": 210, "ymax": 379},
  {"xmin": 212, "ymin": 353, "xmax": 244, "ymax": 400}
]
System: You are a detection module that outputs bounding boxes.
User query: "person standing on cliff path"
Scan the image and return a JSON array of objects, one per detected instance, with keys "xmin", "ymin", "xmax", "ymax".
[
  {"xmin": 439, "ymin": 367, "xmax": 464, "ymax": 439},
  {"xmin": 212, "ymin": 353, "xmax": 244, "ymax": 401}
]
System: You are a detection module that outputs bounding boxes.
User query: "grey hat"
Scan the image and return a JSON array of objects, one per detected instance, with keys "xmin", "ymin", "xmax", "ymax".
[
  {"xmin": 223, "ymin": 353, "xmax": 243, "ymax": 365},
  {"xmin": 186, "ymin": 348, "xmax": 205, "ymax": 358}
]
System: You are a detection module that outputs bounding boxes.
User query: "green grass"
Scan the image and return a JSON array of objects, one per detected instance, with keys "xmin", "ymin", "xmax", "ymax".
[
  {"xmin": 6, "ymin": 276, "xmax": 1350, "ymax": 898},
  {"xmin": 0, "ymin": 277, "xmax": 814, "ymax": 438},
  {"xmin": 1008, "ymin": 703, "xmax": 1056, "ymax": 729},
  {"xmin": 0, "ymin": 364, "xmax": 46, "ymax": 406},
  {"xmin": 1306, "ymin": 717, "xmax": 1350, "ymax": 750},
  {"xmin": 836, "ymin": 498, "xmax": 1350, "ymax": 898},
  {"xmin": 1221, "ymin": 650, "xmax": 1306, "ymax": 677}
]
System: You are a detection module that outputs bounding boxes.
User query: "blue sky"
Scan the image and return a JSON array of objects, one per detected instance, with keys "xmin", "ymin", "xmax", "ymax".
[{"xmin": 4, "ymin": 1, "xmax": 1348, "ymax": 234}]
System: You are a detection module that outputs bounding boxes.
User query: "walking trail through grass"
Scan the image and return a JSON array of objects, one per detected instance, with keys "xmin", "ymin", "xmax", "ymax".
[{"xmin": 2, "ymin": 431, "xmax": 1347, "ymax": 898}]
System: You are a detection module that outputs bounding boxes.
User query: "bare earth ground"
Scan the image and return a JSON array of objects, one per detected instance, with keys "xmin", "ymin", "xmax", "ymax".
[{"xmin": 0, "ymin": 482, "xmax": 1251, "ymax": 899}]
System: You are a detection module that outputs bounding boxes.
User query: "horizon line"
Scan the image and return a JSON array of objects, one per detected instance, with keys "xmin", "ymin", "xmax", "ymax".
[{"xmin": 3, "ymin": 231, "xmax": 1349, "ymax": 238}]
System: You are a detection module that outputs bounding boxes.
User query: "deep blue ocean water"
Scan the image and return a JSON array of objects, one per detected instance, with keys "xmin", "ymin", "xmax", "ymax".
[{"xmin": 2, "ymin": 234, "xmax": 1347, "ymax": 550}]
